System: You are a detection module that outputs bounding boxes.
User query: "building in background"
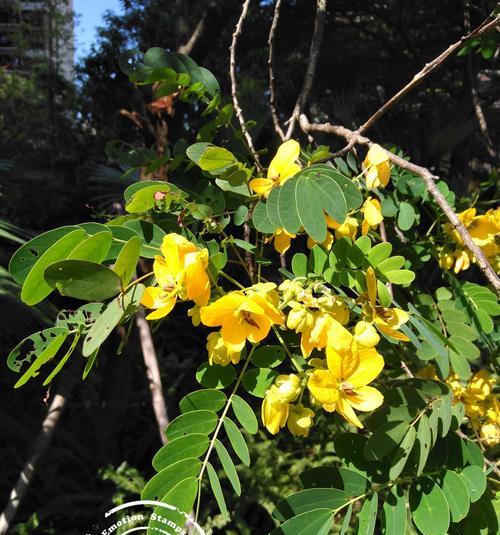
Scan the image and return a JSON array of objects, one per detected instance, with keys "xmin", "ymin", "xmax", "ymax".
[{"xmin": 0, "ymin": 0, "xmax": 74, "ymax": 78}]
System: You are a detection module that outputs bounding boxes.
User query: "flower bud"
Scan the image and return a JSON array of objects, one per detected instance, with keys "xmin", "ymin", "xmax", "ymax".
[
  {"xmin": 206, "ymin": 331, "xmax": 241, "ymax": 366},
  {"xmin": 287, "ymin": 404, "xmax": 315, "ymax": 437},
  {"xmin": 261, "ymin": 386, "xmax": 289, "ymax": 434},
  {"xmin": 274, "ymin": 374, "xmax": 301, "ymax": 402}
]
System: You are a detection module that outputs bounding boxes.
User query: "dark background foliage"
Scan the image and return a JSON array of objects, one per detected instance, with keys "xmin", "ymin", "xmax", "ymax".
[{"xmin": 0, "ymin": 0, "xmax": 497, "ymax": 533}]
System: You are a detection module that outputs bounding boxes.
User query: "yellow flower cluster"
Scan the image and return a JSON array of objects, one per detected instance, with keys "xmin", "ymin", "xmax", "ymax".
[
  {"xmin": 438, "ymin": 207, "xmax": 500, "ymax": 274},
  {"xmin": 419, "ymin": 365, "xmax": 499, "ymax": 447},
  {"xmin": 260, "ymin": 269, "xmax": 410, "ymax": 434},
  {"xmin": 141, "ymin": 233, "xmax": 210, "ymax": 320},
  {"xmin": 251, "ymin": 141, "xmax": 386, "ymax": 255}
]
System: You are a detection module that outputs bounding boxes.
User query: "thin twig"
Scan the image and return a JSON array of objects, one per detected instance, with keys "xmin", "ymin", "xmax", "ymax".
[
  {"xmin": 299, "ymin": 113, "xmax": 500, "ymax": 294},
  {"xmin": 0, "ymin": 365, "xmax": 79, "ymax": 534},
  {"xmin": 284, "ymin": 0, "xmax": 327, "ymax": 141},
  {"xmin": 267, "ymin": 0, "xmax": 285, "ymax": 140},
  {"xmin": 464, "ymin": 2, "xmax": 497, "ymax": 159},
  {"xmin": 356, "ymin": 14, "xmax": 499, "ymax": 137},
  {"xmin": 230, "ymin": 0, "xmax": 263, "ymax": 171},
  {"xmin": 136, "ymin": 309, "xmax": 169, "ymax": 444}
]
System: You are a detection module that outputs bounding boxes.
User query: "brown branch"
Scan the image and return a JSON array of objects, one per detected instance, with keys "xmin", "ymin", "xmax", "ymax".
[
  {"xmin": 230, "ymin": 0, "xmax": 263, "ymax": 171},
  {"xmin": 267, "ymin": 0, "xmax": 285, "ymax": 140},
  {"xmin": 0, "ymin": 365, "xmax": 79, "ymax": 534},
  {"xmin": 299, "ymin": 113, "xmax": 500, "ymax": 294},
  {"xmin": 464, "ymin": 2, "xmax": 497, "ymax": 159},
  {"xmin": 284, "ymin": 0, "xmax": 327, "ymax": 141},
  {"xmin": 356, "ymin": 14, "xmax": 499, "ymax": 137},
  {"xmin": 136, "ymin": 309, "xmax": 169, "ymax": 445}
]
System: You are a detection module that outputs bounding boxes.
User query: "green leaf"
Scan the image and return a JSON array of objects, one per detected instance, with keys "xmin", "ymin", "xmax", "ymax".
[
  {"xmin": 147, "ymin": 476, "xmax": 198, "ymax": 535},
  {"xmin": 113, "ymin": 236, "xmax": 141, "ymax": 285},
  {"xmin": 291, "ymin": 253, "xmax": 308, "ymax": 277},
  {"xmin": 206, "ymin": 462, "xmax": 229, "ymax": 519},
  {"xmin": 67, "ymin": 231, "xmax": 112, "ymax": 263},
  {"xmin": 196, "ymin": 363, "xmax": 236, "ymax": 389},
  {"xmin": 357, "ymin": 492, "xmax": 378, "ymax": 535},
  {"xmin": 409, "ymin": 477, "xmax": 450, "ymax": 535},
  {"xmin": 9, "ymin": 226, "xmax": 80, "ymax": 284},
  {"xmin": 340, "ymin": 503, "xmax": 353, "ymax": 535},
  {"xmin": 142, "ymin": 458, "xmax": 201, "ymax": 501},
  {"xmin": 125, "ymin": 184, "xmax": 171, "ymax": 213},
  {"xmin": 21, "ymin": 229, "xmax": 86, "ymax": 305},
  {"xmin": 214, "ymin": 439, "xmax": 241, "ymax": 495},
  {"xmin": 383, "ymin": 269, "xmax": 415, "ymax": 285},
  {"xmin": 459, "ymin": 465, "xmax": 486, "ymax": 503},
  {"xmin": 82, "ymin": 349, "xmax": 99, "ymax": 380},
  {"xmin": 270, "ymin": 509, "xmax": 333, "ymax": 535},
  {"xmin": 273, "ymin": 488, "xmax": 349, "ymax": 522},
  {"xmin": 381, "ymin": 485, "xmax": 406, "ymax": 535},
  {"xmin": 416, "ymin": 414, "xmax": 432, "ymax": 476},
  {"xmin": 300, "ymin": 467, "xmax": 370, "ymax": 497},
  {"xmin": 124, "ymin": 220, "xmax": 164, "ymax": 258},
  {"xmin": 251, "ymin": 345, "xmax": 285, "ymax": 368},
  {"xmin": 231, "ymin": 395, "xmax": 258, "ymax": 434},
  {"xmin": 242, "ymin": 368, "xmax": 279, "ymax": 397},
  {"xmin": 45, "ymin": 260, "xmax": 123, "ymax": 301},
  {"xmin": 82, "ymin": 284, "xmax": 144, "ymax": 356},
  {"xmin": 440, "ymin": 469, "xmax": 470, "ymax": 522},
  {"xmin": 152, "ymin": 433, "xmax": 209, "ymax": 471},
  {"xmin": 334, "ymin": 433, "xmax": 384, "ymax": 481},
  {"xmin": 389, "ymin": 426, "xmax": 417, "ymax": 480},
  {"xmin": 449, "ymin": 350, "xmax": 471, "ymax": 379},
  {"xmin": 397, "ymin": 201, "xmax": 416, "ymax": 230},
  {"xmin": 179, "ymin": 389, "xmax": 227, "ymax": 413},
  {"xmin": 166, "ymin": 410, "xmax": 218, "ymax": 441},
  {"xmin": 449, "ymin": 336, "xmax": 480, "ymax": 361},
  {"xmin": 199, "ymin": 146, "xmax": 237, "ymax": 172},
  {"xmin": 223, "ymin": 417, "xmax": 250, "ymax": 466},
  {"xmin": 435, "ymin": 395, "xmax": 453, "ymax": 438},
  {"xmin": 464, "ymin": 438, "xmax": 483, "ymax": 468},
  {"xmin": 7, "ymin": 327, "xmax": 68, "ymax": 373},
  {"xmin": 364, "ymin": 421, "xmax": 409, "ymax": 460},
  {"xmin": 14, "ymin": 331, "xmax": 69, "ymax": 388},
  {"xmin": 366, "ymin": 242, "xmax": 392, "ymax": 266}
]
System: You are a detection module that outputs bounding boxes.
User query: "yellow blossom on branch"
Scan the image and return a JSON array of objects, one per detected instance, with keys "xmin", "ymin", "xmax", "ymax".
[
  {"xmin": 363, "ymin": 144, "xmax": 391, "ymax": 190},
  {"xmin": 250, "ymin": 139, "xmax": 301, "ymax": 197},
  {"xmin": 261, "ymin": 374, "xmax": 301, "ymax": 434},
  {"xmin": 141, "ymin": 233, "xmax": 210, "ymax": 320},
  {"xmin": 308, "ymin": 333, "xmax": 384, "ymax": 428},
  {"xmin": 200, "ymin": 284, "xmax": 284, "ymax": 349},
  {"xmin": 361, "ymin": 267, "xmax": 410, "ymax": 341},
  {"xmin": 361, "ymin": 197, "xmax": 383, "ymax": 235},
  {"xmin": 206, "ymin": 331, "xmax": 241, "ymax": 366},
  {"xmin": 287, "ymin": 404, "xmax": 315, "ymax": 437}
]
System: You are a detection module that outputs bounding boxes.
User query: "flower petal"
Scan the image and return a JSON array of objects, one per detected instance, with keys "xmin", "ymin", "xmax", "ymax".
[
  {"xmin": 200, "ymin": 293, "xmax": 244, "ymax": 326},
  {"xmin": 336, "ymin": 394, "xmax": 363, "ymax": 428},
  {"xmin": 347, "ymin": 385, "xmax": 384, "ymax": 412},
  {"xmin": 347, "ymin": 348, "xmax": 384, "ymax": 388},
  {"xmin": 145, "ymin": 297, "xmax": 177, "ymax": 320},
  {"xmin": 308, "ymin": 370, "xmax": 339, "ymax": 406},
  {"xmin": 250, "ymin": 178, "xmax": 273, "ymax": 196}
]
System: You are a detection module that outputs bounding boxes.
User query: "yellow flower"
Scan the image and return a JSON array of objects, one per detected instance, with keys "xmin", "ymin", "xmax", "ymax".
[
  {"xmin": 261, "ymin": 386, "xmax": 289, "ymax": 434},
  {"xmin": 464, "ymin": 369, "xmax": 494, "ymax": 405},
  {"xmin": 250, "ymin": 140, "xmax": 301, "ymax": 197},
  {"xmin": 353, "ymin": 321, "xmax": 380, "ymax": 348},
  {"xmin": 206, "ymin": 331, "xmax": 241, "ymax": 366},
  {"xmin": 141, "ymin": 233, "xmax": 210, "ymax": 320},
  {"xmin": 363, "ymin": 144, "xmax": 391, "ymax": 190},
  {"xmin": 361, "ymin": 197, "xmax": 383, "ymax": 235},
  {"xmin": 327, "ymin": 214, "xmax": 359, "ymax": 241},
  {"xmin": 307, "ymin": 230, "xmax": 334, "ymax": 251},
  {"xmin": 308, "ymin": 338, "xmax": 384, "ymax": 428},
  {"xmin": 200, "ymin": 289, "xmax": 284, "ymax": 350},
  {"xmin": 274, "ymin": 374, "xmax": 302, "ymax": 402},
  {"xmin": 437, "ymin": 250, "xmax": 454, "ymax": 270},
  {"xmin": 188, "ymin": 305, "xmax": 201, "ymax": 326},
  {"xmin": 361, "ymin": 268, "xmax": 410, "ymax": 341},
  {"xmin": 287, "ymin": 404, "xmax": 315, "ymax": 437},
  {"xmin": 453, "ymin": 249, "xmax": 472, "ymax": 273},
  {"xmin": 268, "ymin": 228, "xmax": 296, "ymax": 254},
  {"xmin": 286, "ymin": 302, "xmax": 315, "ymax": 333},
  {"xmin": 300, "ymin": 312, "xmax": 351, "ymax": 357},
  {"xmin": 480, "ymin": 422, "xmax": 499, "ymax": 448}
]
